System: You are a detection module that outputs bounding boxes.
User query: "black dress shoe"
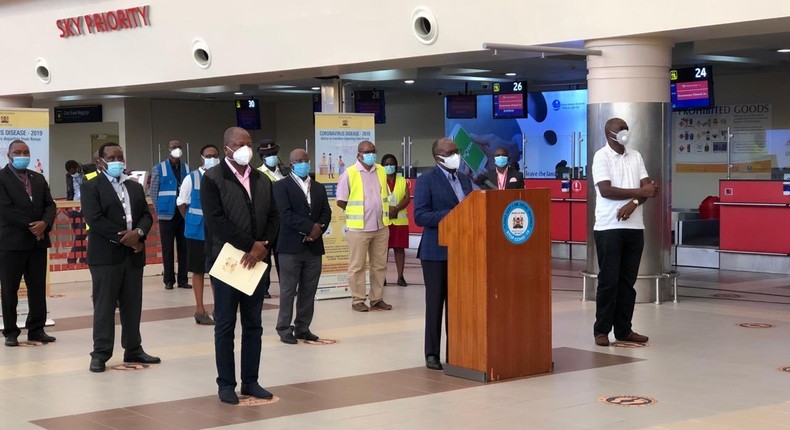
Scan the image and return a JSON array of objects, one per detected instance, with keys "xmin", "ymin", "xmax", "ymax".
[
  {"xmin": 124, "ymin": 352, "xmax": 161, "ymax": 364},
  {"xmin": 295, "ymin": 330, "xmax": 319, "ymax": 342},
  {"xmin": 279, "ymin": 333, "xmax": 298, "ymax": 344},
  {"xmin": 89, "ymin": 358, "xmax": 106, "ymax": 373},
  {"xmin": 426, "ymin": 355, "xmax": 443, "ymax": 371},
  {"xmin": 263, "ymin": 293, "xmax": 272, "ymax": 299},
  {"xmin": 218, "ymin": 387, "xmax": 239, "ymax": 405},
  {"xmin": 164, "ymin": 283, "xmax": 174, "ymax": 290},
  {"xmin": 178, "ymin": 283, "xmax": 192, "ymax": 289},
  {"xmin": 5, "ymin": 336, "xmax": 19, "ymax": 347},
  {"xmin": 240, "ymin": 383, "xmax": 274, "ymax": 399},
  {"xmin": 28, "ymin": 332, "xmax": 56, "ymax": 343}
]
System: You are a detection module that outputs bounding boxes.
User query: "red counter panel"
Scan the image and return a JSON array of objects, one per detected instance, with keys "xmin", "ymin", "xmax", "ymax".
[{"xmin": 718, "ymin": 180, "xmax": 790, "ymax": 254}]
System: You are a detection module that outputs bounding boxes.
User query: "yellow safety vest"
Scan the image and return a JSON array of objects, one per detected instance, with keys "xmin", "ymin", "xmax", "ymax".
[
  {"xmin": 388, "ymin": 175, "xmax": 409, "ymax": 226},
  {"xmin": 345, "ymin": 163, "xmax": 390, "ymax": 229},
  {"xmin": 258, "ymin": 165, "xmax": 280, "ymax": 182}
]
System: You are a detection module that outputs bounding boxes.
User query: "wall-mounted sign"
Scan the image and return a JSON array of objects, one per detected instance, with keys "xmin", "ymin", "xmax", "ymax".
[
  {"xmin": 56, "ymin": 5, "xmax": 150, "ymax": 38},
  {"xmin": 54, "ymin": 105, "xmax": 103, "ymax": 123}
]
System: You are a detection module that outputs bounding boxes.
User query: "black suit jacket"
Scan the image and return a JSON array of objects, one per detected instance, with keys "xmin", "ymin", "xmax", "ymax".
[
  {"xmin": 480, "ymin": 168, "xmax": 525, "ymax": 190},
  {"xmin": 273, "ymin": 175, "xmax": 332, "ymax": 255},
  {"xmin": 80, "ymin": 173, "xmax": 153, "ymax": 267},
  {"xmin": 0, "ymin": 165, "xmax": 56, "ymax": 250}
]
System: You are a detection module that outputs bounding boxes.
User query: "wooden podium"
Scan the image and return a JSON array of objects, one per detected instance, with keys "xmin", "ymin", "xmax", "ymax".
[{"xmin": 439, "ymin": 188, "xmax": 552, "ymax": 382}]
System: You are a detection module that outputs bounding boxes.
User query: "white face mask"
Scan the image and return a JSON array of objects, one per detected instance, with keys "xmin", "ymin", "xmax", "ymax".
[
  {"xmin": 227, "ymin": 145, "xmax": 253, "ymax": 166},
  {"xmin": 438, "ymin": 153, "xmax": 461, "ymax": 170},
  {"xmin": 610, "ymin": 130, "xmax": 631, "ymax": 145},
  {"xmin": 170, "ymin": 148, "xmax": 183, "ymax": 158},
  {"xmin": 202, "ymin": 156, "xmax": 219, "ymax": 169}
]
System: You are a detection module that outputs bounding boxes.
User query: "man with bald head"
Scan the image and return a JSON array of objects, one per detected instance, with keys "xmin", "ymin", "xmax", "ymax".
[
  {"xmin": 201, "ymin": 127, "xmax": 280, "ymax": 404},
  {"xmin": 336, "ymin": 140, "xmax": 393, "ymax": 312},
  {"xmin": 0, "ymin": 140, "xmax": 56, "ymax": 347},
  {"xmin": 591, "ymin": 117, "xmax": 658, "ymax": 347},
  {"xmin": 272, "ymin": 149, "xmax": 331, "ymax": 344},
  {"xmin": 414, "ymin": 137, "xmax": 474, "ymax": 370},
  {"xmin": 149, "ymin": 139, "xmax": 190, "ymax": 290}
]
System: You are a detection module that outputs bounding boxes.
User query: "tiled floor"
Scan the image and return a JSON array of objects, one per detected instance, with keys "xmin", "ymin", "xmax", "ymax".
[{"xmin": 3, "ymin": 250, "xmax": 790, "ymax": 429}]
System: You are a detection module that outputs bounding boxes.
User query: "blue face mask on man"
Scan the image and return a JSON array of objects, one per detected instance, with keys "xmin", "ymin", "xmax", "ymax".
[
  {"xmin": 11, "ymin": 156, "xmax": 30, "ymax": 170},
  {"xmin": 494, "ymin": 156, "xmax": 508, "ymax": 168},
  {"xmin": 360, "ymin": 153, "xmax": 377, "ymax": 166},
  {"xmin": 104, "ymin": 160, "xmax": 125, "ymax": 178},
  {"xmin": 292, "ymin": 162, "xmax": 310, "ymax": 178}
]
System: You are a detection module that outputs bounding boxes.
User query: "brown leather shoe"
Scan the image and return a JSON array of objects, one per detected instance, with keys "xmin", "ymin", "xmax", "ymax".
[
  {"xmin": 594, "ymin": 334, "xmax": 610, "ymax": 346},
  {"xmin": 352, "ymin": 302, "xmax": 369, "ymax": 312},
  {"xmin": 616, "ymin": 332, "xmax": 649, "ymax": 343},
  {"xmin": 370, "ymin": 300, "xmax": 393, "ymax": 311}
]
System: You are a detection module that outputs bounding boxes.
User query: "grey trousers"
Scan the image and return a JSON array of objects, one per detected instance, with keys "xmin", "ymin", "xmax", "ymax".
[{"xmin": 276, "ymin": 250, "xmax": 323, "ymax": 335}]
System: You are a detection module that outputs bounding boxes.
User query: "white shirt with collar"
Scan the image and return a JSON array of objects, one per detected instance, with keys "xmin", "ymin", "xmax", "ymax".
[
  {"xmin": 591, "ymin": 144, "xmax": 649, "ymax": 231},
  {"xmin": 290, "ymin": 171, "xmax": 311, "ymax": 207},
  {"xmin": 103, "ymin": 171, "xmax": 134, "ymax": 230}
]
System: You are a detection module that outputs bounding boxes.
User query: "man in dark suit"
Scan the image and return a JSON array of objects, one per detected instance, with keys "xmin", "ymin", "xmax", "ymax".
[
  {"xmin": 0, "ymin": 140, "xmax": 57, "ymax": 347},
  {"xmin": 479, "ymin": 147, "xmax": 525, "ymax": 190},
  {"xmin": 273, "ymin": 149, "xmax": 331, "ymax": 344},
  {"xmin": 81, "ymin": 143, "xmax": 159, "ymax": 372},
  {"xmin": 202, "ymin": 127, "xmax": 280, "ymax": 405},
  {"xmin": 413, "ymin": 137, "xmax": 474, "ymax": 370}
]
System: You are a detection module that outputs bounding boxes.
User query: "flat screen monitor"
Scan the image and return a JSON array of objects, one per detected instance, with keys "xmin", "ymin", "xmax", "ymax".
[
  {"xmin": 670, "ymin": 65, "xmax": 714, "ymax": 111},
  {"xmin": 445, "ymin": 95, "xmax": 477, "ymax": 119},
  {"xmin": 354, "ymin": 90, "xmax": 386, "ymax": 124},
  {"xmin": 492, "ymin": 81, "xmax": 527, "ymax": 119},
  {"xmin": 235, "ymin": 98, "xmax": 261, "ymax": 130}
]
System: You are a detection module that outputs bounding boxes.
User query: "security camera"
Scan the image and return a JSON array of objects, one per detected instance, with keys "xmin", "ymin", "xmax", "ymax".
[{"xmin": 481, "ymin": 83, "xmax": 490, "ymax": 89}]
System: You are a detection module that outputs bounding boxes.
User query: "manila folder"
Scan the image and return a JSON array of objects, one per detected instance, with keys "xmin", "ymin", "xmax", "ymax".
[{"xmin": 209, "ymin": 243, "xmax": 268, "ymax": 296}]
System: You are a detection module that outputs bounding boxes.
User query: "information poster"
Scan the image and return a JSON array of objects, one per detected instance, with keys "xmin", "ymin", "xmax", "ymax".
[
  {"xmin": 673, "ymin": 104, "xmax": 773, "ymax": 173},
  {"xmin": 314, "ymin": 113, "xmax": 375, "ymax": 300},
  {"xmin": 0, "ymin": 108, "xmax": 51, "ymax": 330}
]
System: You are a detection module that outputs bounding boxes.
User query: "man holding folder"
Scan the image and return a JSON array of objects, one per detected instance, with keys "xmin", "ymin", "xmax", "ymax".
[{"xmin": 201, "ymin": 127, "xmax": 280, "ymax": 405}]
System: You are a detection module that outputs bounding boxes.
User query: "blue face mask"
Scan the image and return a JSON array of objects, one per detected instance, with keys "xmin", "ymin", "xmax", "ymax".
[
  {"xmin": 203, "ymin": 156, "xmax": 220, "ymax": 170},
  {"xmin": 264, "ymin": 155, "xmax": 279, "ymax": 167},
  {"xmin": 104, "ymin": 160, "xmax": 125, "ymax": 178},
  {"xmin": 361, "ymin": 153, "xmax": 377, "ymax": 166},
  {"xmin": 11, "ymin": 156, "xmax": 30, "ymax": 170},
  {"xmin": 384, "ymin": 165, "xmax": 397, "ymax": 175},
  {"xmin": 292, "ymin": 162, "xmax": 310, "ymax": 178},
  {"xmin": 494, "ymin": 156, "xmax": 509, "ymax": 168}
]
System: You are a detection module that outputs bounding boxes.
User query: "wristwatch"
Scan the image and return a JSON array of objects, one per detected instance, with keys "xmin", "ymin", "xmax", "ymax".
[
  {"xmin": 631, "ymin": 199, "xmax": 640, "ymax": 206},
  {"xmin": 135, "ymin": 228, "xmax": 145, "ymax": 238}
]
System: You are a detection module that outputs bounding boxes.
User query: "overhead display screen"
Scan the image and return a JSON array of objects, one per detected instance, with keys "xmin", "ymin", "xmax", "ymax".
[
  {"xmin": 493, "ymin": 81, "xmax": 527, "ymax": 119},
  {"xmin": 354, "ymin": 90, "xmax": 386, "ymax": 124},
  {"xmin": 235, "ymin": 98, "xmax": 261, "ymax": 130},
  {"xmin": 445, "ymin": 95, "xmax": 477, "ymax": 119},
  {"xmin": 670, "ymin": 65, "xmax": 714, "ymax": 111}
]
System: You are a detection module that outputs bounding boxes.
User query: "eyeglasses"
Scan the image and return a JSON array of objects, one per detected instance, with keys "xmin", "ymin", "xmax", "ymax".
[{"xmin": 359, "ymin": 150, "xmax": 377, "ymax": 154}]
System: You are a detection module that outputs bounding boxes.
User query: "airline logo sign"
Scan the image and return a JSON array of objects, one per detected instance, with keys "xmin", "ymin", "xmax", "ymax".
[{"xmin": 56, "ymin": 5, "xmax": 151, "ymax": 38}]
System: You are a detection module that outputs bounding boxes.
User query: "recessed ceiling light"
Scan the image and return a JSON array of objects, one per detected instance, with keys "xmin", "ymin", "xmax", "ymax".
[
  {"xmin": 777, "ymin": 49, "xmax": 790, "ymax": 53},
  {"xmin": 404, "ymin": 80, "xmax": 415, "ymax": 84},
  {"xmin": 311, "ymin": 87, "xmax": 320, "ymax": 91},
  {"xmin": 505, "ymin": 72, "xmax": 517, "ymax": 77},
  {"xmin": 234, "ymin": 91, "xmax": 243, "ymax": 95}
]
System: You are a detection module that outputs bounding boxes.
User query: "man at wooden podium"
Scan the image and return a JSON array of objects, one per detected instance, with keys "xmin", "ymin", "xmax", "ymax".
[
  {"xmin": 591, "ymin": 117, "xmax": 658, "ymax": 347},
  {"xmin": 413, "ymin": 138, "xmax": 474, "ymax": 370}
]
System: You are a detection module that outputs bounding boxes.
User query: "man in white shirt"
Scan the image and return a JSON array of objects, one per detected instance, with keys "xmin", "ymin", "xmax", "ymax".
[
  {"xmin": 177, "ymin": 144, "xmax": 221, "ymax": 325},
  {"xmin": 591, "ymin": 117, "xmax": 658, "ymax": 347}
]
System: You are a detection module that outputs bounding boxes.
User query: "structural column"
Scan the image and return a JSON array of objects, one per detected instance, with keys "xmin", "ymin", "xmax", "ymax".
[
  {"xmin": 584, "ymin": 37, "xmax": 675, "ymax": 303},
  {"xmin": 320, "ymin": 79, "xmax": 352, "ymax": 114}
]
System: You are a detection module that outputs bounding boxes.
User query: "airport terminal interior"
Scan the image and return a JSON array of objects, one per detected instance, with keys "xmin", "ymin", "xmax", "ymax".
[{"xmin": 1, "ymin": 2, "xmax": 790, "ymax": 429}]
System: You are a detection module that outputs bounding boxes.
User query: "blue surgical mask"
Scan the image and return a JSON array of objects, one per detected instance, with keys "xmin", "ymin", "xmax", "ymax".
[
  {"xmin": 494, "ymin": 156, "xmax": 508, "ymax": 168},
  {"xmin": 361, "ymin": 153, "xmax": 377, "ymax": 165},
  {"xmin": 104, "ymin": 160, "xmax": 125, "ymax": 178},
  {"xmin": 292, "ymin": 162, "xmax": 310, "ymax": 178},
  {"xmin": 71, "ymin": 172, "xmax": 81, "ymax": 178},
  {"xmin": 384, "ymin": 165, "xmax": 397, "ymax": 175},
  {"xmin": 11, "ymin": 156, "xmax": 30, "ymax": 170},
  {"xmin": 264, "ymin": 155, "xmax": 279, "ymax": 167},
  {"xmin": 202, "ymin": 156, "xmax": 219, "ymax": 170}
]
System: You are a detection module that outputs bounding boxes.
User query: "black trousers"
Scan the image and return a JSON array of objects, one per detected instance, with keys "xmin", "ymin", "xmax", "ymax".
[
  {"xmin": 159, "ymin": 211, "xmax": 188, "ymax": 286},
  {"xmin": 593, "ymin": 229, "xmax": 644, "ymax": 339},
  {"xmin": 211, "ymin": 275, "xmax": 266, "ymax": 389},
  {"xmin": 421, "ymin": 259, "xmax": 448, "ymax": 360},
  {"xmin": 90, "ymin": 256, "xmax": 144, "ymax": 361},
  {"xmin": 0, "ymin": 248, "xmax": 48, "ymax": 338},
  {"xmin": 276, "ymin": 251, "xmax": 322, "ymax": 335},
  {"xmin": 261, "ymin": 252, "xmax": 280, "ymax": 294}
]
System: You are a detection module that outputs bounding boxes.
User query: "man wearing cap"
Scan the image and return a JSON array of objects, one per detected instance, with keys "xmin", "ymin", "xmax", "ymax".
[
  {"xmin": 149, "ymin": 140, "xmax": 191, "ymax": 290},
  {"xmin": 257, "ymin": 139, "xmax": 287, "ymax": 299}
]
